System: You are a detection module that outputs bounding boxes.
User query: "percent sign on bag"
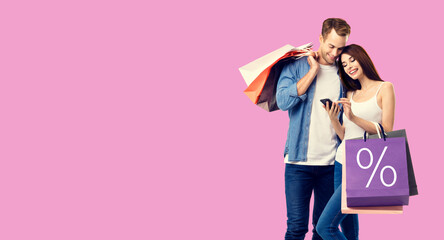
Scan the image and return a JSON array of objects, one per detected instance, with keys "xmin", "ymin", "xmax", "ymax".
[
  {"xmin": 345, "ymin": 138, "xmax": 410, "ymax": 207},
  {"xmin": 356, "ymin": 146, "xmax": 397, "ymax": 188}
]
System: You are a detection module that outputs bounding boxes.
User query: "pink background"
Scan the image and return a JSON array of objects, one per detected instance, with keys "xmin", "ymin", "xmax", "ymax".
[{"xmin": 0, "ymin": 0, "xmax": 441, "ymax": 239}]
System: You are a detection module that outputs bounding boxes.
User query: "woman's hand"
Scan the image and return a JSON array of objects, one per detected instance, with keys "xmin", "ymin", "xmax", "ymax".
[
  {"xmin": 337, "ymin": 98, "xmax": 355, "ymax": 121},
  {"xmin": 323, "ymin": 101, "xmax": 341, "ymax": 121}
]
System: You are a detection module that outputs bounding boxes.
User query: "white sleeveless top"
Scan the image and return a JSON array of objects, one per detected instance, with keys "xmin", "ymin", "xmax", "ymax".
[{"xmin": 335, "ymin": 82, "xmax": 385, "ymax": 164}]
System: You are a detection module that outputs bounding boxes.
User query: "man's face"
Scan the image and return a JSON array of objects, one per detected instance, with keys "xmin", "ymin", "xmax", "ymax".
[{"xmin": 318, "ymin": 29, "xmax": 348, "ymax": 65}]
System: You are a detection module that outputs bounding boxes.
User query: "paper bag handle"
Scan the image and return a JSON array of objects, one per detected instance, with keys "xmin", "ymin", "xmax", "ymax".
[{"xmin": 364, "ymin": 122, "xmax": 386, "ymax": 141}]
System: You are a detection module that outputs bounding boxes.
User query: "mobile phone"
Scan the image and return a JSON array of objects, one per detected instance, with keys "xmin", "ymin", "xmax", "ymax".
[{"xmin": 320, "ymin": 98, "xmax": 333, "ymax": 107}]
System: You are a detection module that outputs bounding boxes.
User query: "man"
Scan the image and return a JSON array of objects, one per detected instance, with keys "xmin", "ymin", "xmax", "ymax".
[{"xmin": 276, "ymin": 18, "xmax": 351, "ymax": 240}]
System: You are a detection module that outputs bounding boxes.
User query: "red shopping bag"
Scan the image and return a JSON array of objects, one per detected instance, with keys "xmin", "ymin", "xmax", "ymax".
[{"xmin": 239, "ymin": 43, "xmax": 312, "ymax": 112}]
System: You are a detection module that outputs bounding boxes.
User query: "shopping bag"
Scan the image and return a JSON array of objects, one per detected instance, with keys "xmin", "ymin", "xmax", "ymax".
[
  {"xmin": 341, "ymin": 151, "xmax": 403, "ymax": 214},
  {"xmin": 345, "ymin": 137, "xmax": 409, "ymax": 207},
  {"xmin": 239, "ymin": 43, "xmax": 312, "ymax": 112},
  {"xmin": 345, "ymin": 123, "xmax": 410, "ymax": 208},
  {"xmin": 364, "ymin": 129, "xmax": 418, "ymax": 196}
]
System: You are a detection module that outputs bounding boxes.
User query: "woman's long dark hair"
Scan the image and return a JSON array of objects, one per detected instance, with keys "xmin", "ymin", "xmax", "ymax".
[{"xmin": 337, "ymin": 44, "xmax": 383, "ymax": 91}]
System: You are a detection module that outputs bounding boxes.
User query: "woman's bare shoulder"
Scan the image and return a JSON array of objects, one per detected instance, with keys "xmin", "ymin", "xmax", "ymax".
[{"xmin": 380, "ymin": 81, "xmax": 394, "ymax": 94}]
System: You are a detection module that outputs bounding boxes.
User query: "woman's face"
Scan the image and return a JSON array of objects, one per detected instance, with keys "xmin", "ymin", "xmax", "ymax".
[{"xmin": 341, "ymin": 53, "xmax": 363, "ymax": 80}]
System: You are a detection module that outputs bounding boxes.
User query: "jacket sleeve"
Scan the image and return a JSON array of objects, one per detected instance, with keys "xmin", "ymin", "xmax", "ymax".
[{"xmin": 276, "ymin": 60, "xmax": 308, "ymax": 111}]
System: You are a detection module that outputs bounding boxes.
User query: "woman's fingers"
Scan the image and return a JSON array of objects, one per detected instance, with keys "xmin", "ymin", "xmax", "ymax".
[
  {"xmin": 329, "ymin": 103, "xmax": 335, "ymax": 114},
  {"xmin": 334, "ymin": 104, "xmax": 340, "ymax": 114},
  {"xmin": 329, "ymin": 102, "xmax": 341, "ymax": 116},
  {"xmin": 337, "ymin": 101, "xmax": 350, "ymax": 108},
  {"xmin": 323, "ymin": 101, "xmax": 344, "ymax": 118}
]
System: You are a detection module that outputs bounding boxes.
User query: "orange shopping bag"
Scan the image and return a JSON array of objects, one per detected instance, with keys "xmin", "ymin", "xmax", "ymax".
[{"xmin": 239, "ymin": 43, "xmax": 312, "ymax": 112}]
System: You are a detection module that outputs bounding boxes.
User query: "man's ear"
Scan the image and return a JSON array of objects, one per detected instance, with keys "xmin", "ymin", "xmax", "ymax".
[{"xmin": 319, "ymin": 34, "xmax": 324, "ymax": 44}]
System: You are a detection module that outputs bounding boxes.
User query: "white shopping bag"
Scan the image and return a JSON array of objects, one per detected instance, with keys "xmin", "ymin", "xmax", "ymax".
[{"xmin": 239, "ymin": 43, "xmax": 312, "ymax": 111}]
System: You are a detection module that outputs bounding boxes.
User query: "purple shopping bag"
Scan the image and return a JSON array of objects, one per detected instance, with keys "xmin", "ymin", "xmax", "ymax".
[{"xmin": 345, "ymin": 136, "xmax": 409, "ymax": 207}]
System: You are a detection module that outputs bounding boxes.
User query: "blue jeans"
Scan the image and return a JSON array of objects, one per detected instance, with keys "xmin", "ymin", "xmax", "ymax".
[
  {"xmin": 285, "ymin": 164, "xmax": 335, "ymax": 240},
  {"xmin": 316, "ymin": 161, "xmax": 359, "ymax": 240}
]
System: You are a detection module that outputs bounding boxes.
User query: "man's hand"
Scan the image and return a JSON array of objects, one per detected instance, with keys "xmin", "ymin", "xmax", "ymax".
[
  {"xmin": 306, "ymin": 51, "xmax": 320, "ymax": 74},
  {"xmin": 293, "ymin": 51, "xmax": 321, "ymax": 97}
]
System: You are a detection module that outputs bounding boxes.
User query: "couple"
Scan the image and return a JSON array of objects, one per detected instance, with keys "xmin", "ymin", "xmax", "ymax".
[{"xmin": 276, "ymin": 18, "xmax": 396, "ymax": 240}]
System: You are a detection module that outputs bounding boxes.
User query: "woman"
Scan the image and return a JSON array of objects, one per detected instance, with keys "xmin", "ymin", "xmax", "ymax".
[{"xmin": 316, "ymin": 44, "xmax": 396, "ymax": 240}]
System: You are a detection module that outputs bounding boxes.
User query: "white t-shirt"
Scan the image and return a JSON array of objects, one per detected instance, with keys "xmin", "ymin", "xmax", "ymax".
[{"xmin": 285, "ymin": 63, "xmax": 340, "ymax": 166}]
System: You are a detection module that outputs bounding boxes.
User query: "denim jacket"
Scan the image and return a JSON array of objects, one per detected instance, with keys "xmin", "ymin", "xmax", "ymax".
[{"xmin": 276, "ymin": 56, "xmax": 344, "ymax": 162}]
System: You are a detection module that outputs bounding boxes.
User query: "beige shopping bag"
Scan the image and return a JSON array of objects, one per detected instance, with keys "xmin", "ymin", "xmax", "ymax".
[{"xmin": 239, "ymin": 43, "xmax": 312, "ymax": 111}]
